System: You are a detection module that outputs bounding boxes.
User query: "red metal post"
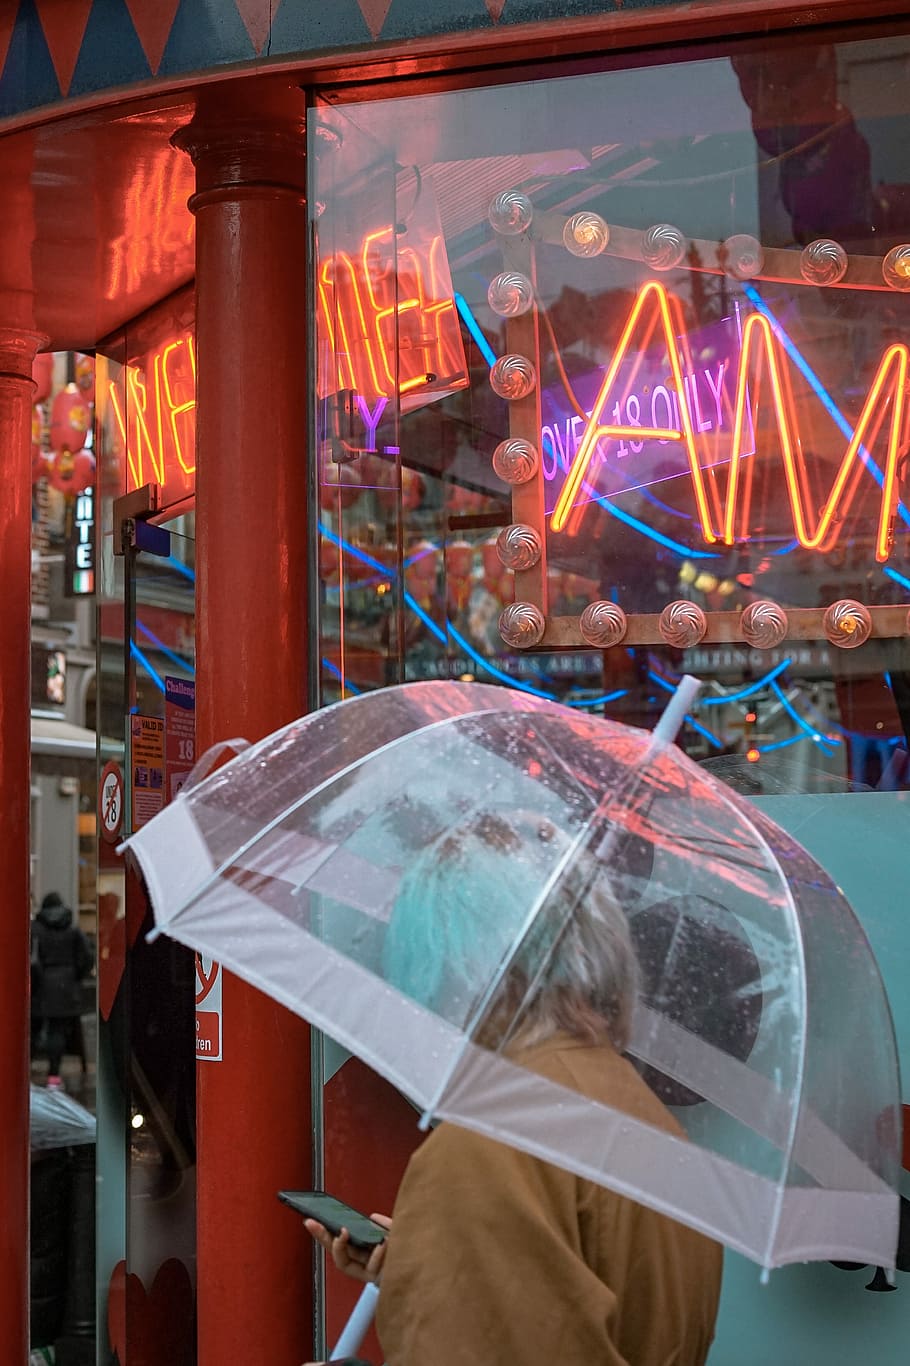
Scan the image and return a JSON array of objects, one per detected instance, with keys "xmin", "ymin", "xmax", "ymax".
[
  {"xmin": 0, "ymin": 120, "xmax": 46, "ymax": 1357},
  {"xmin": 174, "ymin": 84, "xmax": 313, "ymax": 1365},
  {"xmin": 0, "ymin": 321, "xmax": 44, "ymax": 1359}
]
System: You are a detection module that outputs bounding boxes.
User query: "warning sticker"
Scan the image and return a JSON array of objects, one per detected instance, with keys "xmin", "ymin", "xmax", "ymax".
[
  {"xmin": 196, "ymin": 955, "xmax": 223, "ymax": 1062},
  {"xmin": 130, "ymin": 715, "xmax": 165, "ymax": 829}
]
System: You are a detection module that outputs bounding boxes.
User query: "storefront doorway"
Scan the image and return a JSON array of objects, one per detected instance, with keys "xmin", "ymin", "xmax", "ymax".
[{"xmin": 94, "ymin": 492, "xmax": 197, "ymax": 1364}]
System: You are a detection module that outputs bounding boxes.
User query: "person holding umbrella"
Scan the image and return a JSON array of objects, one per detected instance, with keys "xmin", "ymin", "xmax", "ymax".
[
  {"xmin": 123, "ymin": 678, "xmax": 902, "ymax": 1353},
  {"xmin": 305, "ymin": 810, "xmax": 723, "ymax": 1366}
]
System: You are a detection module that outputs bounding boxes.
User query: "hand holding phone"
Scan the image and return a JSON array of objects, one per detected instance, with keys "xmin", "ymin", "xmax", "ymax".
[{"xmin": 279, "ymin": 1191, "xmax": 392, "ymax": 1285}]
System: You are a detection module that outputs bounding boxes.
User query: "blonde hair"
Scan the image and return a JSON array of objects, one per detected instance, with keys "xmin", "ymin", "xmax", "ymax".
[{"xmin": 483, "ymin": 848, "xmax": 639, "ymax": 1053}]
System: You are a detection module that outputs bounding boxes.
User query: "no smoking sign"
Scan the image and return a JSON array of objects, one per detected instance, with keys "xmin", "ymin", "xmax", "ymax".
[{"xmin": 196, "ymin": 955, "xmax": 223, "ymax": 1061}]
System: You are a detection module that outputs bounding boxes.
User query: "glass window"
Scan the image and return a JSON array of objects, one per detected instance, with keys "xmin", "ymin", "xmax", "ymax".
[{"xmin": 313, "ymin": 29, "xmax": 910, "ymax": 794}]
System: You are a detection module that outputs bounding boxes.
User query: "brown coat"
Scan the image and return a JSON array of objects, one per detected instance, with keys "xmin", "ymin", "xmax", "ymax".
[{"xmin": 377, "ymin": 1036, "xmax": 722, "ymax": 1366}]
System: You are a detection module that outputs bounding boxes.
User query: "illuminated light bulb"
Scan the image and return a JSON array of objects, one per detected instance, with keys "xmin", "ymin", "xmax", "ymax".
[
  {"xmin": 722, "ymin": 234, "xmax": 764, "ymax": 281},
  {"xmin": 823, "ymin": 599, "xmax": 872, "ymax": 648},
  {"xmin": 579, "ymin": 600, "xmax": 628, "ymax": 649},
  {"xmin": 489, "ymin": 353, "xmax": 536, "ymax": 400},
  {"xmin": 496, "ymin": 523, "xmax": 542, "ymax": 572},
  {"xmin": 641, "ymin": 222, "xmax": 687, "ymax": 272},
  {"xmin": 487, "ymin": 271, "xmax": 534, "ymax": 318},
  {"xmin": 499, "ymin": 601, "xmax": 546, "ymax": 648},
  {"xmin": 489, "ymin": 190, "xmax": 533, "ymax": 236},
  {"xmin": 718, "ymin": 579, "xmax": 737, "ymax": 596},
  {"xmin": 492, "ymin": 437, "xmax": 539, "ymax": 485},
  {"xmin": 562, "ymin": 212, "xmax": 610, "ymax": 258},
  {"xmin": 678, "ymin": 560, "xmax": 697, "ymax": 586},
  {"xmin": 800, "ymin": 238, "xmax": 848, "ymax": 286},
  {"xmin": 741, "ymin": 599, "xmax": 789, "ymax": 649},
  {"xmin": 882, "ymin": 244, "xmax": 910, "ymax": 291},
  {"xmin": 746, "ymin": 747, "xmax": 761, "ymax": 763},
  {"xmin": 658, "ymin": 600, "xmax": 708, "ymax": 648},
  {"xmin": 693, "ymin": 571, "xmax": 719, "ymax": 593}
]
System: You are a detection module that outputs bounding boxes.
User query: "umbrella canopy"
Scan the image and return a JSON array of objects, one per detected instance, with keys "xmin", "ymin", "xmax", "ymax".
[
  {"xmin": 30, "ymin": 1084, "xmax": 96, "ymax": 1151},
  {"xmin": 123, "ymin": 681, "xmax": 901, "ymax": 1272}
]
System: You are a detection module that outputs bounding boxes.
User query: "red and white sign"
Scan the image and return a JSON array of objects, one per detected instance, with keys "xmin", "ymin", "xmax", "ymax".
[
  {"xmin": 99, "ymin": 761, "xmax": 124, "ymax": 844},
  {"xmin": 196, "ymin": 955, "xmax": 222, "ymax": 1061}
]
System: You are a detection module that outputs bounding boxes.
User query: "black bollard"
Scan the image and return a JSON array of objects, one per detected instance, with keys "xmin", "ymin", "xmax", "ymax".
[{"xmin": 30, "ymin": 1151, "xmax": 70, "ymax": 1349}]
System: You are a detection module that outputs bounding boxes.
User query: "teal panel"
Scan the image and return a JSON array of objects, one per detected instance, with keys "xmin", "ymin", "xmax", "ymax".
[{"xmin": 710, "ymin": 792, "xmax": 910, "ymax": 1365}]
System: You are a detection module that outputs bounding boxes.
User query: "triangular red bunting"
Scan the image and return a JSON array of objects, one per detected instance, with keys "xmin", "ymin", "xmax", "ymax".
[
  {"xmin": 235, "ymin": 0, "xmax": 283, "ymax": 54},
  {"xmin": 33, "ymin": 0, "xmax": 93, "ymax": 97},
  {"xmin": 0, "ymin": 2, "xmax": 20, "ymax": 81},
  {"xmin": 484, "ymin": 0, "xmax": 507, "ymax": 20},
  {"xmin": 123, "ymin": 0, "xmax": 181, "ymax": 74},
  {"xmin": 355, "ymin": 0, "xmax": 393, "ymax": 40}
]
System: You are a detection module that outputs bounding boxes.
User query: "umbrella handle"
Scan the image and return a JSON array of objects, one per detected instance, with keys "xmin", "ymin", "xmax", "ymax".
[
  {"xmin": 330, "ymin": 1282, "xmax": 380, "ymax": 1360},
  {"xmin": 182, "ymin": 737, "xmax": 251, "ymax": 793},
  {"xmin": 650, "ymin": 674, "xmax": 702, "ymax": 749}
]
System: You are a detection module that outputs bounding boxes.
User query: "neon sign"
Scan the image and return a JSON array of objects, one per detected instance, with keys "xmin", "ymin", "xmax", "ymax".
[
  {"xmin": 540, "ymin": 310, "xmax": 752, "ymax": 511},
  {"xmin": 318, "ymin": 224, "xmax": 468, "ymax": 412},
  {"xmin": 108, "ymin": 332, "xmax": 196, "ymax": 498},
  {"xmin": 551, "ymin": 281, "xmax": 909, "ymax": 562},
  {"xmin": 66, "ymin": 486, "xmax": 95, "ymax": 596}
]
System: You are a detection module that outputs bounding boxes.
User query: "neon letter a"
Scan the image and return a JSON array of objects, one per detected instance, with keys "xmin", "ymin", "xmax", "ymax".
[{"xmin": 551, "ymin": 281, "xmax": 713, "ymax": 537}]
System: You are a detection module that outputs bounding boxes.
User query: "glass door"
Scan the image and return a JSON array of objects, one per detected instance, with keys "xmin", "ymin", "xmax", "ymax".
[{"xmin": 96, "ymin": 508, "xmax": 197, "ymax": 1366}]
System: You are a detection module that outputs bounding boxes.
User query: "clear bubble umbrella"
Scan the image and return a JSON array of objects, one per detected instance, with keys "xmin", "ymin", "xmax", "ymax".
[{"xmin": 122, "ymin": 680, "xmax": 902, "ymax": 1273}]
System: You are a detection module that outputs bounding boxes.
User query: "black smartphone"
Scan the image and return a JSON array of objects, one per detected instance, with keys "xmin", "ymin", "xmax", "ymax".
[{"xmin": 278, "ymin": 1190, "xmax": 388, "ymax": 1251}]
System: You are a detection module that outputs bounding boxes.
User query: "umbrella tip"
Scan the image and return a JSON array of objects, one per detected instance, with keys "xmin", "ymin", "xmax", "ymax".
[{"xmin": 651, "ymin": 674, "xmax": 702, "ymax": 748}]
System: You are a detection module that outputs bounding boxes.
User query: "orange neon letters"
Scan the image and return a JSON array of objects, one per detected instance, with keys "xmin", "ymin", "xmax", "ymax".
[
  {"xmin": 318, "ymin": 226, "xmax": 464, "ymax": 401},
  {"xmin": 551, "ymin": 281, "xmax": 909, "ymax": 562},
  {"xmin": 109, "ymin": 333, "xmax": 197, "ymax": 494},
  {"xmin": 551, "ymin": 283, "xmax": 710, "ymax": 537}
]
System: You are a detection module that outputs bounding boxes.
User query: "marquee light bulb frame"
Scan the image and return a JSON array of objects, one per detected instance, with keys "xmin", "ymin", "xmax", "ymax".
[{"xmin": 490, "ymin": 205, "xmax": 910, "ymax": 651}]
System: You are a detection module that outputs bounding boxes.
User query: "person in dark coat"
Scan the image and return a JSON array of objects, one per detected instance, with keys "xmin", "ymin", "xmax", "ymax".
[{"xmin": 31, "ymin": 892, "xmax": 94, "ymax": 1083}]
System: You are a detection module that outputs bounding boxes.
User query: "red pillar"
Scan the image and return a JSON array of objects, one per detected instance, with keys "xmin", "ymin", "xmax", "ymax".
[
  {"xmin": 174, "ymin": 84, "xmax": 313, "ymax": 1365},
  {"xmin": 0, "ymin": 322, "xmax": 44, "ymax": 1359}
]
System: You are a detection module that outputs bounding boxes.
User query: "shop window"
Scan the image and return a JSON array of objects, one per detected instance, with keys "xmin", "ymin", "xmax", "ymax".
[{"xmin": 313, "ymin": 30, "xmax": 910, "ymax": 792}]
